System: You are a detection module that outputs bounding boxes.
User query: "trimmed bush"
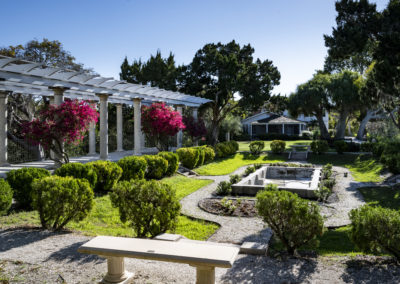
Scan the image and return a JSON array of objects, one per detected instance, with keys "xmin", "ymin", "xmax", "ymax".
[
  {"xmin": 117, "ymin": 156, "xmax": 147, "ymax": 180},
  {"xmin": 142, "ymin": 155, "xmax": 168, "ymax": 179},
  {"xmin": 215, "ymin": 141, "xmax": 238, "ymax": 158},
  {"xmin": 110, "ymin": 179, "xmax": 181, "ymax": 238},
  {"xmin": 360, "ymin": 142, "xmax": 375, "ymax": 153},
  {"xmin": 334, "ymin": 140, "xmax": 348, "ymax": 154},
  {"xmin": 87, "ymin": 161, "xmax": 122, "ymax": 192},
  {"xmin": 54, "ymin": 163, "xmax": 97, "ymax": 189},
  {"xmin": 216, "ymin": 181, "xmax": 232, "ymax": 196},
  {"xmin": 202, "ymin": 145, "xmax": 216, "ymax": 163},
  {"xmin": 158, "ymin": 152, "xmax": 179, "ymax": 176},
  {"xmin": 244, "ymin": 166, "xmax": 256, "ymax": 177},
  {"xmin": 249, "ymin": 141, "xmax": 265, "ymax": 155},
  {"xmin": 229, "ymin": 141, "xmax": 239, "ymax": 152},
  {"xmin": 349, "ymin": 205, "xmax": 400, "ymax": 260},
  {"xmin": 265, "ymin": 183, "xmax": 279, "ymax": 191},
  {"xmin": 380, "ymin": 142, "xmax": 400, "ymax": 174},
  {"xmin": 177, "ymin": 147, "xmax": 199, "ymax": 169},
  {"xmin": 270, "ymin": 140, "xmax": 286, "ymax": 154},
  {"xmin": 6, "ymin": 168, "xmax": 51, "ymax": 209},
  {"xmin": 229, "ymin": 174, "xmax": 240, "ymax": 184},
  {"xmin": 195, "ymin": 147, "xmax": 205, "ymax": 167},
  {"xmin": 254, "ymin": 163, "xmax": 263, "ymax": 169},
  {"xmin": 322, "ymin": 163, "xmax": 333, "ymax": 179},
  {"xmin": 256, "ymin": 190, "xmax": 324, "ymax": 255},
  {"xmin": 0, "ymin": 179, "xmax": 13, "ymax": 216},
  {"xmin": 310, "ymin": 140, "xmax": 329, "ymax": 155},
  {"xmin": 32, "ymin": 176, "xmax": 94, "ymax": 230}
]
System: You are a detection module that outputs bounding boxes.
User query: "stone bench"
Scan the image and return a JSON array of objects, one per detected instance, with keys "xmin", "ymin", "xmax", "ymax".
[{"xmin": 78, "ymin": 236, "xmax": 239, "ymax": 284}]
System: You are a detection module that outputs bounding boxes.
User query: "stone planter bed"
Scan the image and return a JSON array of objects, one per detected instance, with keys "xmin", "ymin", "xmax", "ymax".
[{"xmin": 198, "ymin": 198, "xmax": 257, "ymax": 217}]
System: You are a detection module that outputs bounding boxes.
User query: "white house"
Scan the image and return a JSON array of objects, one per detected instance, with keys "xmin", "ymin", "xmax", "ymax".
[{"xmin": 241, "ymin": 111, "xmax": 329, "ymax": 138}]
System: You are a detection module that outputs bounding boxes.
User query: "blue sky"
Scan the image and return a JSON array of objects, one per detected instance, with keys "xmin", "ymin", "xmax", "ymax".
[{"xmin": 1, "ymin": 0, "xmax": 389, "ymax": 95}]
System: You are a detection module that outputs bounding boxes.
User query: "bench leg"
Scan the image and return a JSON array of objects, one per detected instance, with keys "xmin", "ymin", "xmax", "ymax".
[
  {"xmin": 195, "ymin": 266, "xmax": 215, "ymax": 284},
  {"xmin": 101, "ymin": 257, "xmax": 134, "ymax": 284}
]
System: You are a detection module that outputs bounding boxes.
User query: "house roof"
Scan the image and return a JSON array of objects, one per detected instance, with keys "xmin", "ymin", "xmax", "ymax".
[{"xmin": 252, "ymin": 115, "xmax": 306, "ymax": 125}]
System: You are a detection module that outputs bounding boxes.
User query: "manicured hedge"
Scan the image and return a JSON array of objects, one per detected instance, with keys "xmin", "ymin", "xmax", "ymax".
[
  {"xmin": 334, "ymin": 140, "xmax": 348, "ymax": 154},
  {"xmin": 270, "ymin": 140, "xmax": 286, "ymax": 154},
  {"xmin": 142, "ymin": 155, "xmax": 168, "ymax": 179},
  {"xmin": 176, "ymin": 147, "xmax": 199, "ymax": 169},
  {"xmin": 195, "ymin": 147, "xmax": 205, "ymax": 167},
  {"xmin": 54, "ymin": 163, "xmax": 97, "ymax": 189},
  {"xmin": 215, "ymin": 141, "xmax": 238, "ymax": 158},
  {"xmin": 117, "ymin": 156, "xmax": 147, "ymax": 180},
  {"xmin": 202, "ymin": 145, "xmax": 216, "ymax": 163},
  {"xmin": 87, "ymin": 161, "xmax": 122, "ymax": 192},
  {"xmin": 0, "ymin": 179, "xmax": 12, "ymax": 216},
  {"xmin": 310, "ymin": 140, "xmax": 329, "ymax": 155},
  {"xmin": 158, "ymin": 152, "xmax": 179, "ymax": 176},
  {"xmin": 249, "ymin": 141, "xmax": 265, "ymax": 155}
]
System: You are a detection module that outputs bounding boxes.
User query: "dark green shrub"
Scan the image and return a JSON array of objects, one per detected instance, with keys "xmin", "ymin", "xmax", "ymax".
[
  {"xmin": 360, "ymin": 142, "xmax": 375, "ymax": 153},
  {"xmin": 177, "ymin": 147, "xmax": 199, "ymax": 169},
  {"xmin": 158, "ymin": 152, "xmax": 179, "ymax": 176},
  {"xmin": 311, "ymin": 140, "xmax": 329, "ymax": 155},
  {"xmin": 216, "ymin": 181, "xmax": 232, "ymax": 196},
  {"xmin": 249, "ymin": 141, "xmax": 265, "ymax": 155},
  {"xmin": 229, "ymin": 174, "xmax": 240, "ymax": 184},
  {"xmin": 334, "ymin": 140, "xmax": 348, "ymax": 154},
  {"xmin": 244, "ymin": 166, "xmax": 256, "ymax": 176},
  {"xmin": 0, "ymin": 179, "xmax": 12, "ymax": 216},
  {"xmin": 54, "ymin": 163, "xmax": 97, "ymax": 189},
  {"xmin": 215, "ymin": 141, "xmax": 237, "ymax": 158},
  {"xmin": 254, "ymin": 163, "xmax": 263, "ymax": 170},
  {"xmin": 315, "ymin": 186, "xmax": 332, "ymax": 202},
  {"xmin": 372, "ymin": 142, "xmax": 385, "ymax": 157},
  {"xmin": 265, "ymin": 183, "xmax": 279, "ymax": 191},
  {"xmin": 380, "ymin": 142, "xmax": 400, "ymax": 174},
  {"xmin": 195, "ymin": 147, "xmax": 205, "ymax": 167},
  {"xmin": 87, "ymin": 161, "xmax": 122, "ymax": 192},
  {"xmin": 32, "ymin": 176, "xmax": 94, "ymax": 230},
  {"xmin": 349, "ymin": 205, "xmax": 400, "ymax": 260},
  {"xmin": 110, "ymin": 179, "xmax": 181, "ymax": 238},
  {"xmin": 322, "ymin": 163, "xmax": 333, "ymax": 179},
  {"xmin": 202, "ymin": 145, "xmax": 216, "ymax": 163},
  {"xmin": 6, "ymin": 168, "xmax": 50, "ymax": 209},
  {"xmin": 117, "ymin": 156, "xmax": 147, "ymax": 180},
  {"xmin": 270, "ymin": 140, "xmax": 286, "ymax": 154},
  {"xmin": 229, "ymin": 141, "xmax": 239, "ymax": 152},
  {"xmin": 256, "ymin": 190, "xmax": 324, "ymax": 255},
  {"xmin": 142, "ymin": 155, "xmax": 168, "ymax": 179}
]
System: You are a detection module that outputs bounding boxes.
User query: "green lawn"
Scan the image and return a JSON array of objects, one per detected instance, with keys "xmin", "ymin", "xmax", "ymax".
[
  {"xmin": 0, "ymin": 175, "xmax": 218, "ymax": 241},
  {"xmin": 195, "ymin": 153, "xmax": 287, "ymax": 176},
  {"xmin": 238, "ymin": 140, "xmax": 313, "ymax": 152},
  {"xmin": 309, "ymin": 153, "xmax": 383, "ymax": 182}
]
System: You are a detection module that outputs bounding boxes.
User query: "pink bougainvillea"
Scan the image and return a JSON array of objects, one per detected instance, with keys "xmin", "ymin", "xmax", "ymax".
[
  {"xmin": 22, "ymin": 99, "xmax": 98, "ymax": 164},
  {"xmin": 182, "ymin": 115, "xmax": 207, "ymax": 141},
  {"xmin": 141, "ymin": 102, "xmax": 185, "ymax": 151}
]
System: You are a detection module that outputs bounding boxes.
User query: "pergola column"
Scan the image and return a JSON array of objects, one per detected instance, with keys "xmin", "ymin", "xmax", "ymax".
[
  {"xmin": 0, "ymin": 91, "xmax": 9, "ymax": 166},
  {"xmin": 88, "ymin": 122, "xmax": 96, "ymax": 155},
  {"xmin": 176, "ymin": 105, "xmax": 184, "ymax": 148},
  {"xmin": 116, "ymin": 103, "xmax": 123, "ymax": 152},
  {"xmin": 97, "ymin": 94, "xmax": 111, "ymax": 160},
  {"xmin": 133, "ymin": 98, "xmax": 142, "ymax": 155},
  {"xmin": 192, "ymin": 107, "xmax": 199, "ymax": 146},
  {"xmin": 282, "ymin": 124, "xmax": 285, "ymax": 135}
]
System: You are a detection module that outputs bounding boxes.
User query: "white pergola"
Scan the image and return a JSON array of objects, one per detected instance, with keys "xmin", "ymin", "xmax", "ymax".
[{"xmin": 0, "ymin": 55, "xmax": 210, "ymax": 165}]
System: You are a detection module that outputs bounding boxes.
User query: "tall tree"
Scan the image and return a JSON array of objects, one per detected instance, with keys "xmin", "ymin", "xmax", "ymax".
[
  {"xmin": 120, "ymin": 51, "xmax": 177, "ymax": 91},
  {"xmin": 177, "ymin": 40, "xmax": 280, "ymax": 145},
  {"xmin": 288, "ymin": 73, "xmax": 331, "ymax": 139},
  {"xmin": 264, "ymin": 94, "xmax": 289, "ymax": 115}
]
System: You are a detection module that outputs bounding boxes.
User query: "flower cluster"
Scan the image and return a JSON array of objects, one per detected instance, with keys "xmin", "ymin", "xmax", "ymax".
[
  {"xmin": 22, "ymin": 100, "xmax": 99, "ymax": 151},
  {"xmin": 182, "ymin": 115, "xmax": 207, "ymax": 138}
]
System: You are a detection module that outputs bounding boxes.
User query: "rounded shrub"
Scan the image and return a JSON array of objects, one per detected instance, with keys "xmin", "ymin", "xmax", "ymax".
[
  {"xmin": 177, "ymin": 147, "xmax": 199, "ymax": 169},
  {"xmin": 229, "ymin": 141, "xmax": 239, "ymax": 152},
  {"xmin": 216, "ymin": 181, "xmax": 232, "ymax": 196},
  {"xmin": 202, "ymin": 145, "xmax": 216, "ymax": 163},
  {"xmin": 310, "ymin": 140, "xmax": 329, "ymax": 155},
  {"xmin": 349, "ymin": 205, "xmax": 400, "ymax": 260},
  {"xmin": 195, "ymin": 147, "xmax": 206, "ymax": 167},
  {"xmin": 215, "ymin": 142, "xmax": 230, "ymax": 158},
  {"xmin": 158, "ymin": 152, "xmax": 179, "ymax": 176},
  {"xmin": 6, "ymin": 168, "xmax": 51, "ymax": 209},
  {"xmin": 87, "ymin": 161, "xmax": 122, "ymax": 192},
  {"xmin": 0, "ymin": 179, "xmax": 13, "ymax": 216},
  {"xmin": 333, "ymin": 140, "xmax": 348, "ymax": 154},
  {"xmin": 249, "ymin": 141, "xmax": 265, "ymax": 155},
  {"xmin": 54, "ymin": 163, "xmax": 97, "ymax": 189},
  {"xmin": 244, "ymin": 166, "xmax": 256, "ymax": 177},
  {"xmin": 256, "ymin": 190, "xmax": 324, "ymax": 255},
  {"xmin": 142, "ymin": 155, "xmax": 168, "ymax": 179},
  {"xmin": 229, "ymin": 174, "xmax": 241, "ymax": 184},
  {"xmin": 117, "ymin": 156, "xmax": 147, "ymax": 181},
  {"xmin": 110, "ymin": 179, "xmax": 181, "ymax": 238},
  {"xmin": 32, "ymin": 176, "xmax": 94, "ymax": 230},
  {"xmin": 270, "ymin": 140, "xmax": 286, "ymax": 154}
]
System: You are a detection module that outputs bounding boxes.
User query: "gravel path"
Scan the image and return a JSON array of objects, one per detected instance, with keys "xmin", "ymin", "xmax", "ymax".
[{"xmin": 180, "ymin": 166, "xmax": 272, "ymax": 244}]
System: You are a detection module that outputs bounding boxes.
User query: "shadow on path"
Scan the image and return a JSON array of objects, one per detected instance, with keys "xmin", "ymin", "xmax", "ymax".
[{"xmin": 46, "ymin": 241, "xmax": 103, "ymax": 264}]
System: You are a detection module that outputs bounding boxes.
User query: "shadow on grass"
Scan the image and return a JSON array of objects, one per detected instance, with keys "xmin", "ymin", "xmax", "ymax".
[{"xmin": 358, "ymin": 186, "xmax": 400, "ymax": 210}]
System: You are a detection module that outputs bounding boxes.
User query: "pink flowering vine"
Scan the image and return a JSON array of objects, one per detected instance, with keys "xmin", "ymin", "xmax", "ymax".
[
  {"xmin": 141, "ymin": 102, "xmax": 185, "ymax": 151},
  {"xmin": 22, "ymin": 99, "xmax": 99, "ymax": 164},
  {"xmin": 182, "ymin": 115, "xmax": 207, "ymax": 142}
]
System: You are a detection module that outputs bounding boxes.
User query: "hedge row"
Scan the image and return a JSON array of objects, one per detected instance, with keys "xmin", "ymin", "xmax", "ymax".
[
  {"xmin": 215, "ymin": 141, "xmax": 238, "ymax": 158},
  {"xmin": 177, "ymin": 145, "xmax": 216, "ymax": 169}
]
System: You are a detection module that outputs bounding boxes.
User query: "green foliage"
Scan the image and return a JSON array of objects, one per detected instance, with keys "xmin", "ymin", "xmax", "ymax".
[
  {"xmin": 110, "ymin": 179, "xmax": 181, "ymax": 238},
  {"xmin": 215, "ymin": 181, "xmax": 232, "ymax": 196},
  {"xmin": 220, "ymin": 197, "xmax": 236, "ymax": 213},
  {"xmin": 230, "ymin": 141, "xmax": 239, "ymax": 152},
  {"xmin": 31, "ymin": 176, "xmax": 94, "ymax": 230},
  {"xmin": 256, "ymin": 190, "xmax": 324, "ymax": 255},
  {"xmin": 117, "ymin": 156, "xmax": 147, "ymax": 180},
  {"xmin": 311, "ymin": 140, "xmax": 329, "ymax": 154},
  {"xmin": 54, "ymin": 163, "xmax": 97, "ymax": 189},
  {"xmin": 360, "ymin": 142, "xmax": 376, "ymax": 153},
  {"xmin": 265, "ymin": 183, "xmax": 279, "ymax": 191},
  {"xmin": 349, "ymin": 205, "xmax": 400, "ymax": 260},
  {"xmin": 158, "ymin": 152, "xmax": 179, "ymax": 176},
  {"xmin": 142, "ymin": 155, "xmax": 168, "ymax": 179},
  {"xmin": 229, "ymin": 174, "xmax": 240, "ymax": 184},
  {"xmin": 249, "ymin": 141, "xmax": 265, "ymax": 155},
  {"xmin": 372, "ymin": 142, "xmax": 385, "ymax": 157},
  {"xmin": 315, "ymin": 186, "xmax": 332, "ymax": 202},
  {"xmin": 87, "ymin": 161, "xmax": 122, "ymax": 192},
  {"xmin": 322, "ymin": 163, "xmax": 333, "ymax": 179},
  {"xmin": 270, "ymin": 140, "xmax": 286, "ymax": 154},
  {"xmin": 215, "ymin": 141, "xmax": 238, "ymax": 158},
  {"xmin": 177, "ymin": 147, "xmax": 199, "ymax": 169},
  {"xmin": 0, "ymin": 179, "xmax": 13, "ymax": 216},
  {"xmin": 244, "ymin": 166, "xmax": 256, "ymax": 176},
  {"xmin": 195, "ymin": 147, "xmax": 205, "ymax": 167},
  {"xmin": 202, "ymin": 145, "xmax": 216, "ymax": 163},
  {"xmin": 254, "ymin": 163, "xmax": 263, "ymax": 169},
  {"xmin": 6, "ymin": 168, "xmax": 50, "ymax": 209},
  {"xmin": 380, "ymin": 141, "xmax": 400, "ymax": 174},
  {"xmin": 334, "ymin": 140, "xmax": 348, "ymax": 154}
]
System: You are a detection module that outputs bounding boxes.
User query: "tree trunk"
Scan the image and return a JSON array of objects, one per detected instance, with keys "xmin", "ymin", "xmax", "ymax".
[
  {"xmin": 7, "ymin": 131, "xmax": 44, "ymax": 161},
  {"xmin": 335, "ymin": 109, "xmax": 349, "ymax": 139},
  {"xmin": 316, "ymin": 113, "xmax": 330, "ymax": 139},
  {"xmin": 356, "ymin": 109, "xmax": 376, "ymax": 140},
  {"xmin": 209, "ymin": 121, "xmax": 220, "ymax": 146}
]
